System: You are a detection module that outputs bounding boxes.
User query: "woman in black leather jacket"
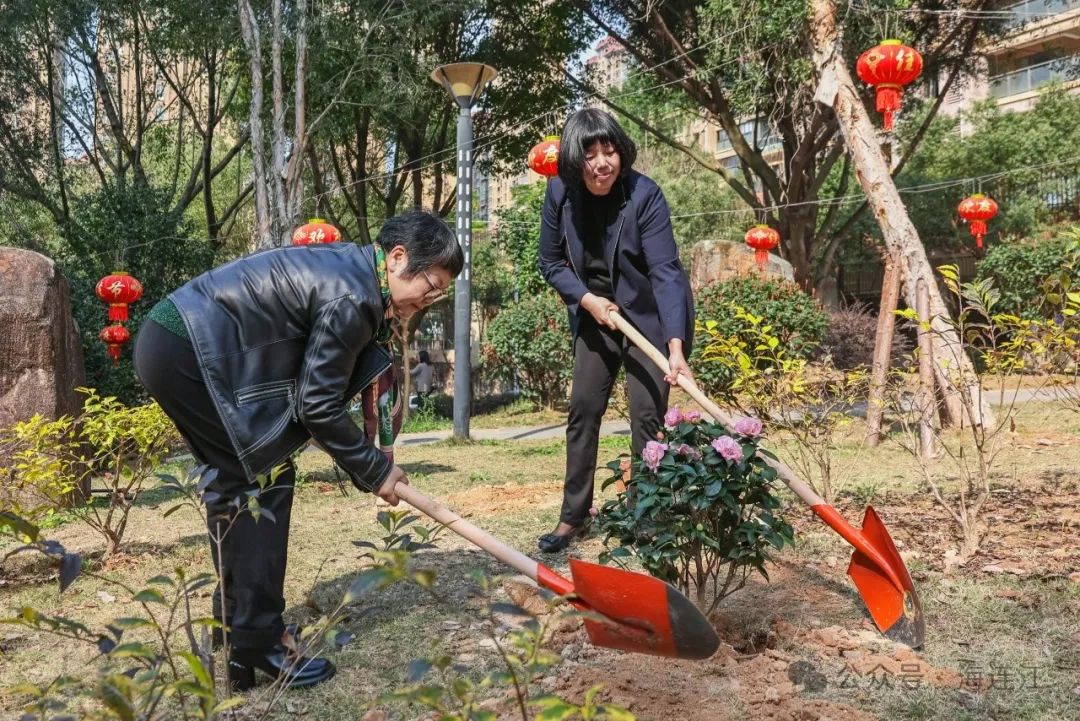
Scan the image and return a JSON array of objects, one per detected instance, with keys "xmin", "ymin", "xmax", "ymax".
[{"xmin": 134, "ymin": 210, "xmax": 461, "ymax": 690}]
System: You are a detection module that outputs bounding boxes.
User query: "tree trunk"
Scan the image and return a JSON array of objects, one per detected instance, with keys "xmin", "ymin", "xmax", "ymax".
[
  {"xmin": 808, "ymin": 0, "xmax": 993, "ymax": 428},
  {"xmin": 238, "ymin": 0, "xmax": 272, "ymax": 248},
  {"xmin": 865, "ymin": 250, "xmax": 901, "ymax": 446}
]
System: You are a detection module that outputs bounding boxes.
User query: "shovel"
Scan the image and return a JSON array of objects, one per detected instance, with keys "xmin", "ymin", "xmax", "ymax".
[
  {"xmin": 393, "ymin": 483, "xmax": 720, "ymax": 660},
  {"xmin": 609, "ymin": 311, "xmax": 925, "ymax": 648}
]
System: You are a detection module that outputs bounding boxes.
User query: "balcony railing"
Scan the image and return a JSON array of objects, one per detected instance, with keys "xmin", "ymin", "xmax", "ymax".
[
  {"xmin": 988, "ymin": 56, "xmax": 1080, "ymax": 97},
  {"xmin": 1003, "ymin": 0, "xmax": 1080, "ymax": 29}
]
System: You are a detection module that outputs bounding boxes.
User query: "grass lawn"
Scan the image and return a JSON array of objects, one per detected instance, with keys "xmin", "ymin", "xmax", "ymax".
[{"xmin": 2, "ymin": 403, "xmax": 1080, "ymax": 720}]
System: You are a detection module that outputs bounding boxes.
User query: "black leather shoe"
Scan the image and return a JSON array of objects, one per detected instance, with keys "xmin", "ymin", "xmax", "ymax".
[
  {"xmin": 228, "ymin": 645, "xmax": 336, "ymax": 691},
  {"xmin": 537, "ymin": 525, "xmax": 584, "ymax": 554}
]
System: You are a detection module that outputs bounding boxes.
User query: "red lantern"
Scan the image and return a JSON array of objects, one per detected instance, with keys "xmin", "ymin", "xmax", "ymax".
[
  {"xmin": 957, "ymin": 194, "xmax": 998, "ymax": 249},
  {"xmin": 95, "ymin": 271, "xmax": 143, "ymax": 322},
  {"xmin": 527, "ymin": 136, "xmax": 560, "ymax": 178},
  {"xmin": 292, "ymin": 218, "xmax": 341, "ymax": 246},
  {"xmin": 99, "ymin": 324, "xmax": 130, "ymax": 366},
  {"xmin": 744, "ymin": 224, "xmax": 780, "ymax": 269},
  {"xmin": 856, "ymin": 39, "xmax": 923, "ymax": 132}
]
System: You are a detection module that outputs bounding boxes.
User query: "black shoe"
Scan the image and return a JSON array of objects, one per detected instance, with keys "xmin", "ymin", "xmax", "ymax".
[
  {"xmin": 228, "ymin": 645, "xmax": 336, "ymax": 691},
  {"xmin": 211, "ymin": 623, "xmax": 300, "ymax": 651},
  {"xmin": 537, "ymin": 525, "xmax": 584, "ymax": 554}
]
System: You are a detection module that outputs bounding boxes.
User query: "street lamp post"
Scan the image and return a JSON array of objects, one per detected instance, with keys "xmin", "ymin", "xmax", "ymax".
[{"xmin": 431, "ymin": 62, "xmax": 497, "ymax": 440}]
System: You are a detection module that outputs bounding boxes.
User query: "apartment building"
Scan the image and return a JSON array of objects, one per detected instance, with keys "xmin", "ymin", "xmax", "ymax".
[{"xmin": 940, "ymin": 0, "xmax": 1080, "ymax": 120}]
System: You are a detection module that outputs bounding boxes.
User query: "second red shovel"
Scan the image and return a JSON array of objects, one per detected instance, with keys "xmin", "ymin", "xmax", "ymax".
[{"xmin": 394, "ymin": 483, "xmax": 720, "ymax": 660}]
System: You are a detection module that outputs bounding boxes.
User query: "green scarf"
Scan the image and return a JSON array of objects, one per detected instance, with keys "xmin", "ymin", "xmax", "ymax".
[{"xmin": 362, "ymin": 244, "xmax": 401, "ymax": 464}]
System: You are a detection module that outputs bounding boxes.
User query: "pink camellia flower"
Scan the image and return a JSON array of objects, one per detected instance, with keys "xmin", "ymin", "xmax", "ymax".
[
  {"xmin": 711, "ymin": 435, "xmax": 743, "ymax": 462},
  {"xmin": 642, "ymin": 440, "xmax": 669, "ymax": 470},
  {"xmin": 733, "ymin": 416, "xmax": 763, "ymax": 438},
  {"xmin": 674, "ymin": 443, "xmax": 702, "ymax": 461},
  {"xmin": 684, "ymin": 410, "xmax": 702, "ymax": 423},
  {"xmin": 663, "ymin": 407, "xmax": 683, "ymax": 428}
]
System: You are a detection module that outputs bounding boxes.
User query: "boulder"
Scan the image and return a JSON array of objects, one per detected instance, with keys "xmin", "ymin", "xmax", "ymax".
[
  {"xmin": 0, "ymin": 248, "xmax": 87, "ymax": 504},
  {"xmin": 688, "ymin": 239, "xmax": 794, "ymax": 292}
]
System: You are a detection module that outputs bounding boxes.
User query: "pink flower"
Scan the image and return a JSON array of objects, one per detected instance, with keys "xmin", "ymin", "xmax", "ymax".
[
  {"xmin": 589, "ymin": 506, "xmax": 599, "ymax": 518},
  {"xmin": 663, "ymin": 407, "xmax": 683, "ymax": 428},
  {"xmin": 674, "ymin": 443, "xmax": 702, "ymax": 461},
  {"xmin": 642, "ymin": 440, "xmax": 669, "ymax": 471},
  {"xmin": 733, "ymin": 416, "xmax": 763, "ymax": 438},
  {"xmin": 684, "ymin": 410, "xmax": 702, "ymax": 423},
  {"xmin": 711, "ymin": 435, "xmax": 743, "ymax": 462}
]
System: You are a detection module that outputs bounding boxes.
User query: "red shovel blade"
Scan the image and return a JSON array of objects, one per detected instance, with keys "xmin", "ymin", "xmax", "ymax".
[
  {"xmin": 847, "ymin": 506, "xmax": 925, "ymax": 648},
  {"xmin": 538, "ymin": 558, "xmax": 719, "ymax": 660}
]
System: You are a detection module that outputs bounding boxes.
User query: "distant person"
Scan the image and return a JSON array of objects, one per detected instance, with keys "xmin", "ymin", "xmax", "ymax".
[
  {"xmin": 135, "ymin": 211, "xmax": 461, "ymax": 689},
  {"xmin": 410, "ymin": 350, "xmax": 434, "ymax": 399},
  {"xmin": 536, "ymin": 108, "xmax": 695, "ymax": 554}
]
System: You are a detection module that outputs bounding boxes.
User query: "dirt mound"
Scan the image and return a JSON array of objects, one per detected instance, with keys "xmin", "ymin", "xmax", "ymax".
[{"xmin": 446, "ymin": 481, "xmax": 563, "ymax": 516}]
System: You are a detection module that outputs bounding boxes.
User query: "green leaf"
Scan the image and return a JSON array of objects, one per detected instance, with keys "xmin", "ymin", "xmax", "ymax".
[
  {"xmin": 133, "ymin": 589, "xmax": 166, "ymax": 604},
  {"xmin": 178, "ymin": 650, "xmax": 212, "ymax": 689}
]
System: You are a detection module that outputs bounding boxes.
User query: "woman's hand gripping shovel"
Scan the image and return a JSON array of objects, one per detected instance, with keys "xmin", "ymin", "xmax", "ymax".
[
  {"xmin": 392, "ymin": 483, "xmax": 720, "ymax": 660},
  {"xmin": 609, "ymin": 311, "xmax": 925, "ymax": 648}
]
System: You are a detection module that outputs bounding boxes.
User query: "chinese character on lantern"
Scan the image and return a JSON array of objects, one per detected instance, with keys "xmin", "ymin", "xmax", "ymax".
[
  {"xmin": 958, "ymin": 194, "xmax": 998, "ymax": 250},
  {"xmin": 95, "ymin": 271, "xmax": 143, "ymax": 322},
  {"xmin": 745, "ymin": 224, "xmax": 780, "ymax": 269},
  {"xmin": 99, "ymin": 324, "xmax": 131, "ymax": 365},
  {"xmin": 856, "ymin": 40, "xmax": 923, "ymax": 132},
  {"xmin": 527, "ymin": 136, "xmax": 560, "ymax": 178},
  {"xmin": 292, "ymin": 218, "xmax": 342, "ymax": 245}
]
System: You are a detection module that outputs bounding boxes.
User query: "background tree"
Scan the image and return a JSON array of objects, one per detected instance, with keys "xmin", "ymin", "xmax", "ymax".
[{"xmin": 571, "ymin": 0, "xmax": 998, "ymax": 299}]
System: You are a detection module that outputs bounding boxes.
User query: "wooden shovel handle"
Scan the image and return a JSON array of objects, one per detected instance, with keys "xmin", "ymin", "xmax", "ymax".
[{"xmin": 393, "ymin": 483, "xmax": 540, "ymax": 582}]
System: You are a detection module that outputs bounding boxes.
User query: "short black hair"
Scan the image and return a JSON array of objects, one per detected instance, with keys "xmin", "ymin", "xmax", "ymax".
[
  {"xmin": 557, "ymin": 108, "xmax": 637, "ymax": 192},
  {"xmin": 375, "ymin": 210, "xmax": 463, "ymax": 278},
  {"xmin": 418, "ymin": 350, "xmax": 430, "ymax": 364}
]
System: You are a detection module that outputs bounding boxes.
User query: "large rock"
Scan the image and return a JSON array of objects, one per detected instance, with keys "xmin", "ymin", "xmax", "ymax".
[
  {"xmin": 0, "ymin": 248, "xmax": 87, "ymax": 504},
  {"xmin": 688, "ymin": 239, "xmax": 795, "ymax": 292}
]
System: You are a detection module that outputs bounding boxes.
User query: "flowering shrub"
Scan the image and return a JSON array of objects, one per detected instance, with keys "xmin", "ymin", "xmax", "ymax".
[{"xmin": 595, "ymin": 408, "xmax": 794, "ymax": 613}]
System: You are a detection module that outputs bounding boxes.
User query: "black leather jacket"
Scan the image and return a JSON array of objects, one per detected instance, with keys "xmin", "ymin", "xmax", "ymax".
[{"xmin": 170, "ymin": 243, "xmax": 393, "ymax": 492}]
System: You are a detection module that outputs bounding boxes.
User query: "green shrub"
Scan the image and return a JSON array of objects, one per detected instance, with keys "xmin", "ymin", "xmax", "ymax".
[
  {"xmin": 596, "ymin": 408, "xmax": 794, "ymax": 613},
  {"xmin": 0, "ymin": 388, "xmax": 179, "ymax": 556},
  {"xmin": 484, "ymin": 292, "xmax": 573, "ymax": 409},
  {"xmin": 976, "ymin": 229, "xmax": 1080, "ymax": 316},
  {"xmin": 691, "ymin": 274, "xmax": 827, "ymax": 396}
]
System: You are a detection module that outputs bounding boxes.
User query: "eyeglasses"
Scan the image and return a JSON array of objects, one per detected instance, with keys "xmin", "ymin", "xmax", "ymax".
[{"xmin": 421, "ymin": 270, "xmax": 448, "ymax": 303}]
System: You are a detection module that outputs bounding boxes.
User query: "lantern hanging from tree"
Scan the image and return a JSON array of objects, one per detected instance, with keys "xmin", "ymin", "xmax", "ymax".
[
  {"xmin": 292, "ymin": 218, "xmax": 342, "ymax": 245},
  {"xmin": 99, "ymin": 324, "xmax": 131, "ymax": 365},
  {"xmin": 855, "ymin": 39, "xmax": 923, "ymax": 132},
  {"xmin": 957, "ymin": 193, "xmax": 998, "ymax": 249},
  {"xmin": 95, "ymin": 271, "xmax": 143, "ymax": 322},
  {"xmin": 527, "ymin": 136, "xmax": 560, "ymax": 178},
  {"xmin": 744, "ymin": 224, "xmax": 780, "ymax": 269}
]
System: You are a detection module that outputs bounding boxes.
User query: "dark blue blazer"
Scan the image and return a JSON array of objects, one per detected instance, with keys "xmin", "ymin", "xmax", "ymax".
[{"xmin": 538, "ymin": 171, "xmax": 694, "ymax": 353}]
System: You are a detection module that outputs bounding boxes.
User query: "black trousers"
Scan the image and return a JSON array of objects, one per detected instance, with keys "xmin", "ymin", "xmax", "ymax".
[
  {"xmin": 561, "ymin": 314, "xmax": 670, "ymax": 526},
  {"xmin": 134, "ymin": 320, "xmax": 294, "ymax": 650}
]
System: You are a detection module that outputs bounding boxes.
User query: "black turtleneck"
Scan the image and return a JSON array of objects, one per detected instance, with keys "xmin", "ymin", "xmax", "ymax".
[{"xmin": 579, "ymin": 187, "xmax": 620, "ymax": 300}]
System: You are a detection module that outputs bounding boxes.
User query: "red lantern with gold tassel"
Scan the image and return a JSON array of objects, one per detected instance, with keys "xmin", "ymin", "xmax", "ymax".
[
  {"xmin": 292, "ymin": 218, "xmax": 342, "ymax": 246},
  {"xmin": 744, "ymin": 224, "xmax": 780, "ymax": 269},
  {"xmin": 95, "ymin": 271, "xmax": 143, "ymax": 322},
  {"xmin": 856, "ymin": 39, "xmax": 923, "ymax": 132},
  {"xmin": 958, "ymin": 194, "xmax": 998, "ymax": 249},
  {"xmin": 99, "ymin": 324, "xmax": 130, "ymax": 366},
  {"xmin": 527, "ymin": 136, "xmax": 560, "ymax": 178}
]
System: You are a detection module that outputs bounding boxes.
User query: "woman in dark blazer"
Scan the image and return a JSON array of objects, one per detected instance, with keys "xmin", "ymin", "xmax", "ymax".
[{"xmin": 537, "ymin": 108, "xmax": 695, "ymax": 553}]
